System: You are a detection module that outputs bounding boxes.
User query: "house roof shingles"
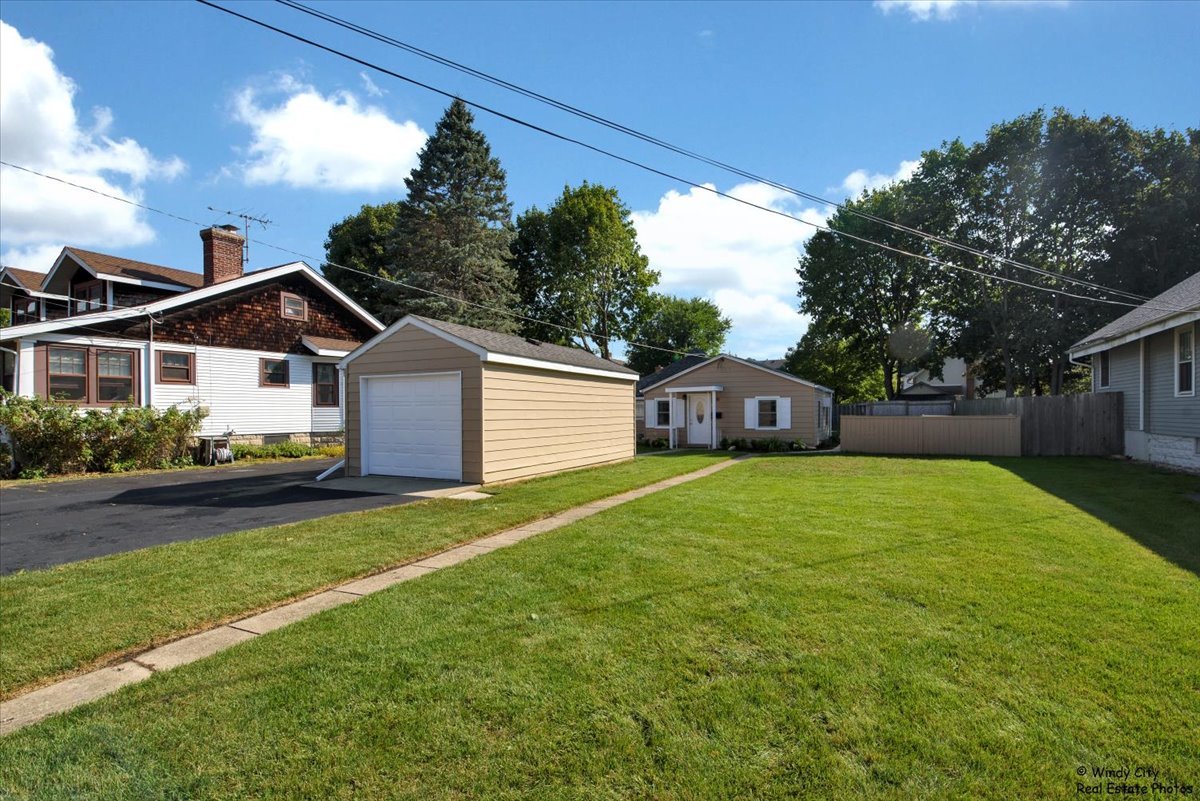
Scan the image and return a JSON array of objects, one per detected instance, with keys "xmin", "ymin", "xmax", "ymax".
[
  {"xmin": 65, "ymin": 248, "xmax": 204, "ymax": 289},
  {"xmin": 635, "ymin": 354, "xmax": 709, "ymax": 394},
  {"xmin": 1, "ymin": 267, "xmax": 48, "ymax": 290},
  {"xmin": 303, "ymin": 335, "xmax": 363, "ymax": 353},
  {"xmin": 1073, "ymin": 271, "xmax": 1200, "ymax": 350},
  {"xmin": 414, "ymin": 316, "xmax": 638, "ymax": 376}
]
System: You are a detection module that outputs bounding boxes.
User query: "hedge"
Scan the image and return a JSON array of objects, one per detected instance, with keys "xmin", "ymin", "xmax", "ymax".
[{"xmin": 0, "ymin": 391, "xmax": 207, "ymax": 478}]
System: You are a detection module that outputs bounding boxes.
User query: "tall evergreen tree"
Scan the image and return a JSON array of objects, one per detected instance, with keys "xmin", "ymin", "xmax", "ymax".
[{"xmin": 385, "ymin": 99, "xmax": 519, "ymax": 331}]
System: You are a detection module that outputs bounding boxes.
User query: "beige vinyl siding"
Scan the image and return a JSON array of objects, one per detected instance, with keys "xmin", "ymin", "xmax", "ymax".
[
  {"xmin": 482, "ymin": 364, "xmax": 634, "ymax": 482},
  {"xmin": 344, "ymin": 325, "xmax": 483, "ymax": 482},
  {"xmin": 644, "ymin": 357, "xmax": 824, "ymax": 445}
]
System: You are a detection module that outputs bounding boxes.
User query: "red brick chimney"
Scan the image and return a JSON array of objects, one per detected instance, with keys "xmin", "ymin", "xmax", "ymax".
[{"xmin": 200, "ymin": 225, "xmax": 244, "ymax": 285}]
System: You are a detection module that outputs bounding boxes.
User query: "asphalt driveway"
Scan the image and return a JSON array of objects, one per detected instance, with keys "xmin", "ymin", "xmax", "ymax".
[{"xmin": 0, "ymin": 459, "xmax": 425, "ymax": 574}]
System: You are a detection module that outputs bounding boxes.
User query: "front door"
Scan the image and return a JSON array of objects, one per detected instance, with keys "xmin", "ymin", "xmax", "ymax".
[{"xmin": 687, "ymin": 394, "xmax": 711, "ymax": 447}]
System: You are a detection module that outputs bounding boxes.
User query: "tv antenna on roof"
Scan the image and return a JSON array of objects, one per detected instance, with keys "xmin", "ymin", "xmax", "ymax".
[{"xmin": 207, "ymin": 207, "xmax": 272, "ymax": 267}]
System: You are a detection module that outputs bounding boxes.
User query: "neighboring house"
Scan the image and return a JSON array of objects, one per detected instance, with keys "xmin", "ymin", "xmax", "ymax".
[
  {"xmin": 0, "ymin": 226, "xmax": 384, "ymax": 444},
  {"xmin": 636, "ymin": 354, "xmax": 834, "ymax": 448},
  {"xmin": 341, "ymin": 315, "xmax": 639, "ymax": 484},
  {"xmin": 898, "ymin": 357, "xmax": 978, "ymax": 399},
  {"xmin": 1069, "ymin": 271, "xmax": 1200, "ymax": 470}
]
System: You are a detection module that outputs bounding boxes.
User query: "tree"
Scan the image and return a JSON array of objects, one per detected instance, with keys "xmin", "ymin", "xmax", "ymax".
[
  {"xmin": 797, "ymin": 183, "xmax": 940, "ymax": 399},
  {"xmin": 784, "ymin": 319, "xmax": 884, "ymax": 403},
  {"xmin": 513, "ymin": 182, "xmax": 659, "ymax": 358},
  {"xmin": 385, "ymin": 99, "xmax": 519, "ymax": 331},
  {"xmin": 625, "ymin": 294, "xmax": 730, "ymax": 375},
  {"xmin": 321, "ymin": 202, "xmax": 401, "ymax": 321}
]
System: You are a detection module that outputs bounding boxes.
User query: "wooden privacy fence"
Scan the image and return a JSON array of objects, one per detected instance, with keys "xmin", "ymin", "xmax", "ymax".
[
  {"xmin": 841, "ymin": 415, "xmax": 1021, "ymax": 457},
  {"xmin": 955, "ymin": 394, "xmax": 1123, "ymax": 456}
]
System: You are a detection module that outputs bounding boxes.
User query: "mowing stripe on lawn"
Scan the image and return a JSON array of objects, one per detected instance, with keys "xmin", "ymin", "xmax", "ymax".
[{"xmin": 0, "ymin": 454, "xmax": 751, "ymax": 735}]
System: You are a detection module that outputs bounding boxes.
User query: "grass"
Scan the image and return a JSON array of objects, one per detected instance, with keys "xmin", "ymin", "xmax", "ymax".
[
  {"xmin": 0, "ymin": 451, "xmax": 728, "ymax": 698},
  {"xmin": 1, "ymin": 455, "xmax": 1196, "ymax": 799}
]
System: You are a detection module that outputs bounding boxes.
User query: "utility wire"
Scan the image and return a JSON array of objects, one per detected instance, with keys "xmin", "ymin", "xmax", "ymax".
[
  {"xmin": 0, "ymin": 162, "xmax": 699, "ymax": 359},
  {"xmin": 274, "ymin": 0, "xmax": 1153, "ymax": 304},
  {"xmin": 189, "ymin": 2, "xmax": 1184, "ymax": 314}
]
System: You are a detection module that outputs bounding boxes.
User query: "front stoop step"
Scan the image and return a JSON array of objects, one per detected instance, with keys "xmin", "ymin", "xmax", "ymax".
[{"xmin": 0, "ymin": 455, "xmax": 750, "ymax": 735}]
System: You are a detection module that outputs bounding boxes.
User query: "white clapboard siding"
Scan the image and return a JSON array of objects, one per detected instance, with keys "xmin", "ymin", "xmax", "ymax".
[{"xmin": 151, "ymin": 345, "xmax": 333, "ymax": 436}]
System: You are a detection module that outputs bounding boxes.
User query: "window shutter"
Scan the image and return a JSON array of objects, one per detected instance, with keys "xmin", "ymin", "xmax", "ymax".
[
  {"xmin": 777, "ymin": 397, "xmax": 792, "ymax": 430},
  {"xmin": 672, "ymin": 398, "xmax": 685, "ymax": 428},
  {"xmin": 744, "ymin": 398, "xmax": 758, "ymax": 430}
]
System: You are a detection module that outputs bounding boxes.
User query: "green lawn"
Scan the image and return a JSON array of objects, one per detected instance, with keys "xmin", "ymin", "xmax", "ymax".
[
  {"xmin": 0, "ymin": 451, "xmax": 728, "ymax": 698},
  {"xmin": 2, "ymin": 456, "xmax": 1198, "ymax": 800}
]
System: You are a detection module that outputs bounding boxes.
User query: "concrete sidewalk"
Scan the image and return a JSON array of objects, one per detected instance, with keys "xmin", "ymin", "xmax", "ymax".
[{"xmin": 0, "ymin": 454, "xmax": 750, "ymax": 735}]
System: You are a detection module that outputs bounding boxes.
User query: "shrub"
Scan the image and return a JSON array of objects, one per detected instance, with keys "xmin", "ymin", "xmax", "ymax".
[
  {"xmin": 231, "ymin": 441, "xmax": 317, "ymax": 460},
  {"xmin": 0, "ymin": 391, "xmax": 206, "ymax": 477}
]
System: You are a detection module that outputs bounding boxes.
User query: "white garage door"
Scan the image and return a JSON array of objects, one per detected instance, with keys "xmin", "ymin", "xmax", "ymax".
[{"xmin": 362, "ymin": 372, "xmax": 462, "ymax": 480}]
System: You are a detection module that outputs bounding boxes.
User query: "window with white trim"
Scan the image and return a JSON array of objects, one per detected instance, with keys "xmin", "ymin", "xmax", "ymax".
[
  {"xmin": 635, "ymin": 400, "xmax": 645, "ymax": 422},
  {"xmin": 1177, "ymin": 327, "xmax": 1194, "ymax": 396},
  {"xmin": 757, "ymin": 398, "xmax": 778, "ymax": 428},
  {"xmin": 655, "ymin": 398, "xmax": 671, "ymax": 427},
  {"xmin": 1098, "ymin": 350, "xmax": 1110, "ymax": 389}
]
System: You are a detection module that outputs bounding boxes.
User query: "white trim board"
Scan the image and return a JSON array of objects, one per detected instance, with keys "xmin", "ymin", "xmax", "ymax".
[
  {"xmin": 341, "ymin": 315, "xmax": 638, "ymax": 383},
  {"xmin": 1070, "ymin": 310, "xmax": 1200, "ymax": 358},
  {"xmin": 664, "ymin": 385, "xmax": 723, "ymax": 393}
]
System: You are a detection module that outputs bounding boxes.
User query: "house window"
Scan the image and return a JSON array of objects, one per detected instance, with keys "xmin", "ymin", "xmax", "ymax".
[
  {"xmin": 260, "ymin": 358, "xmax": 290, "ymax": 387},
  {"xmin": 635, "ymin": 400, "xmax": 645, "ymax": 422},
  {"xmin": 758, "ymin": 398, "xmax": 778, "ymax": 428},
  {"xmin": 1098, "ymin": 351, "xmax": 1110, "ymax": 389},
  {"xmin": 73, "ymin": 281, "xmax": 104, "ymax": 314},
  {"xmin": 313, "ymin": 363, "xmax": 338, "ymax": 407},
  {"xmin": 97, "ymin": 351, "xmax": 134, "ymax": 403},
  {"xmin": 655, "ymin": 399, "xmax": 671, "ymax": 427},
  {"xmin": 48, "ymin": 347, "xmax": 87, "ymax": 400},
  {"xmin": 12, "ymin": 297, "xmax": 40, "ymax": 324},
  {"xmin": 1177, "ymin": 327, "xmax": 1194, "ymax": 396},
  {"xmin": 158, "ymin": 351, "xmax": 194, "ymax": 384},
  {"xmin": 280, "ymin": 292, "xmax": 308, "ymax": 321}
]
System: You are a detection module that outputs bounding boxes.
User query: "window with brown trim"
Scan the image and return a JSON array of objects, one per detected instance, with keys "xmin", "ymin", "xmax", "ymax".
[
  {"xmin": 48, "ymin": 347, "xmax": 87, "ymax": 401},
  {"xmin": 158, "ymin": 351, "xmax": 194, "ymax": 384},
  {"xmin": 73, "ymin": 281, "xmax": 104, "ymax": 314},
  {"xmin": 260, "ymin": 358, "xmax": 290, "ymax": 387},
  {"xmin": 312, "ymin": 363, "xmax": 338, "ymax": 407},
  {"xmin": 280, "ymin": 292, "xmax": 308, "ymax": 321},
  {"xmin": 96, "ymin": 351, "xmax": 134, "ymax": 403}
]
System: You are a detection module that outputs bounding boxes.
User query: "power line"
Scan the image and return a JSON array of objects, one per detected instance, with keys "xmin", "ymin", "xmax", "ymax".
[
  {"xmin": 0, "ymin": 162, "xmax": 697, "ymax": 359},
  {"xmin": 188, "ymin": 1, "xmax": 1182, "ymax": 314},
  {"xmin": 273, "ymin": 0, "xmax": 1153, "ymax": 304}
]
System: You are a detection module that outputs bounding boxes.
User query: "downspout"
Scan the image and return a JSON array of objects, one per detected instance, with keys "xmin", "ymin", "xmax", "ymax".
[{"xmin": 1139, "ymin": 339, "xmax": 1145, "ymax": 432}]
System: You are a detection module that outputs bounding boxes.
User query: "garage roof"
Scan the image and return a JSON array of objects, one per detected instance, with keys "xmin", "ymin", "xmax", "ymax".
[{"xmin": 342, "ymin": 315, "xmax": 639, "ymax": 381}]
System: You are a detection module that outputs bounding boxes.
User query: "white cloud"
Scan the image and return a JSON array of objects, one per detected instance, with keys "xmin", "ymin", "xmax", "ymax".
[
  {"xmin": 838, "ymin": 158, "xmax": 920, "ymax": 198},
  {"xmin": 231, "ymin": 77, "xmax": 426, "ymax": 192},
  {"xmin": 874, "ymin": 0, "xmax": 974, "ymax": 21},
  {"xmin": 0, "ymin": 20, "xmax": 185, "ymax": 270},
  {"xmin": 874, "ymin": 0, "xmax": 1067, "ymax": 22},
  {"xmin": 631, "ymin": 182, "xmax": 828, "ymax": 358},
  {"xmin": 360, "ymin": 72, "xmax": 384, "ymax": 98}
]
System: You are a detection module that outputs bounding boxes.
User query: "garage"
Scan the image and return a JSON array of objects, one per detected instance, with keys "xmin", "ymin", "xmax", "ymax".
[
  {"xmin": 342, "ymin": 315, "xmax": 638, "ymax": 484},
  {"xmin": 361, "ymin": 373, "xmax": 462, "ymax": 480}
]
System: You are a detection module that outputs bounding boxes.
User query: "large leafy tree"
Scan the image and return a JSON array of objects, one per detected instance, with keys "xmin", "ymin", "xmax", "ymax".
[
  {"xmin": 513, "ymin": 182, "xmax": 659, "ymax": 358},
  {"xmin": 797, "ymin": 183, "xmax": 940, "ymax": 399},
  {"xmin": 385, "ymin": 99, "xmax": 519, "ymax": 331},
  {"xmin": 783, "ymin": 319, "xmax": 883, "ymax": 403},
  {"xmin": 625, "ymin": 294, "xmax": 730, "ymax": 375},
  {"xmin": 321, "ymin": 202, "xmax": 401, "ymax": 321}
]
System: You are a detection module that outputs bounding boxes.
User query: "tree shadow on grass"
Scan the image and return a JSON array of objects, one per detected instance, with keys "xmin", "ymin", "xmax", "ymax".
[{"xmin": 986, "ymin": 456, "xmax": 1200, "ymax": 579}]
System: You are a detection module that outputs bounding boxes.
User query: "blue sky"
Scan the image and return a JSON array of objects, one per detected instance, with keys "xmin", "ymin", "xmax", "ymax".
[{"xmin": 1, "ymin": 0, "xmax": 1197, "ymax": 357}]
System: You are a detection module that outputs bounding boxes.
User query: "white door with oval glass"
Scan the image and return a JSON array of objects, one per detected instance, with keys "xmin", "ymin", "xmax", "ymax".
[{"xmin": 687, "ymin": 394, "xmax": 711, "ymax": 447}]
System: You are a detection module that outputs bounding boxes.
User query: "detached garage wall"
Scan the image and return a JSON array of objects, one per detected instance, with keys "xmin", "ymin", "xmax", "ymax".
[
  {"xmin": 482, "ymin": 364, "xmax": 634, "ymax": 483},
  {"xmin": 345, "ymin": 325, "xmax": 483, "ymax": 482}
]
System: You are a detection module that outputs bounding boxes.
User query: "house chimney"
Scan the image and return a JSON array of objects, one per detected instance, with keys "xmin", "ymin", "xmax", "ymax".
[{"xmin": 200, "ymin": 225, "xmax": 244, "ymax": 285}]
